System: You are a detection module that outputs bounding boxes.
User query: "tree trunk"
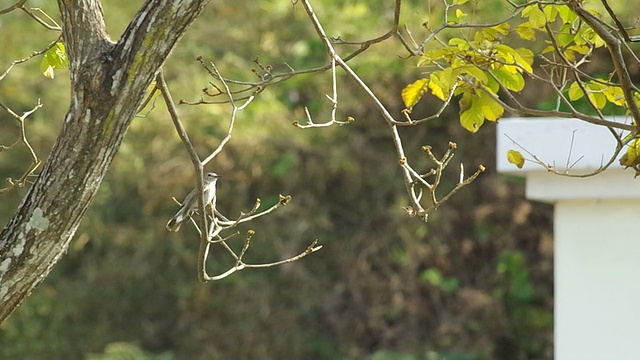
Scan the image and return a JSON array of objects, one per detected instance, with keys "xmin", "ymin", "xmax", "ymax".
[{"xmin": 0, "ymin": 0, "xmax": 209, "ymax": 324}]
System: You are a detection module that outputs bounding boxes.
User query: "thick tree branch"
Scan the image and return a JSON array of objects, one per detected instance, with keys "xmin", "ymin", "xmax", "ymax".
[
  {"xmin": 568, "ymin": 0, "xmax": 640, "ymax": 131},
  {"xmin": 0, "ymin": 0, "xmax": 210, "ymax": 324}
]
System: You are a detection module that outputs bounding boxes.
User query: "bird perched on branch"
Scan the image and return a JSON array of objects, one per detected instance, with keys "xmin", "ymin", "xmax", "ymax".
[{"xmin": 166, "ymin": 172, "xmax": 220, "ymax": 232}]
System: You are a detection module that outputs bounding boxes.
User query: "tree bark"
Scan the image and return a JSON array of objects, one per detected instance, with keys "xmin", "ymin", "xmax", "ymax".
[{"xmin": 0, "ymin": 0, "xmax": 209, "ymax": 324}]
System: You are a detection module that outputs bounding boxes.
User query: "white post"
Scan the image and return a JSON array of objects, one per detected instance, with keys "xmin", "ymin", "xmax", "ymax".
[{"xmin": 496, "ymin": 117, "xmax": 640, "ymax": 360}]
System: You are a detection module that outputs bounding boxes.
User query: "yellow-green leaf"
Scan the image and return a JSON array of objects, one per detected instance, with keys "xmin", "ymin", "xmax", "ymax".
[
  {"xmin": 567, "ymin": 44, "xmax": 590, "ymax": 55},
  {"xmin": 40, "ymin": 42, "xmax": 68, "ymax": 79},
  {"xmin": 556, "ymin": 24, "xmax": 575, "ymax": 47},
  {"xmin": 522, "ymin": 5, "xmax": 546, "ymax": 28},
  {"xmin": 495, "ymin": 44, "xmax": 516, "ymax": 64},
  {"xmin": 401, "ymin": 78, "xmax": 429, "ymax": 108},
  {"xmin": 515, "ymin": 48, "xmax": 534, "ymax": 73},
  {"xmin": 515, "ymin": 24, "xmax": 536, "ymax": 41},
  {"xmin": 460, "ymin": 107, "xmax": 484, "ymax": 133},
  {"xmin": 477, "ymin": 91, "xmax": 504, "ymax": 121},
  {"xmin": 543, "ymin": 4, "xmax": 559, "ymax": 22},
  {"xmin": 492, "ymin": 23, "xmax": 511, "ymax": 36},
  {"xmin": 557, "ymin": 4, "xmax": 577, "ymax": 24},
  {"xmin": 448, "ymin": 37, "xmax": 470, "ymax": 50},
  {"xmin": 604, "ymin": 86, "xmax": 625, "ymax": 106},
  {"xmin": 461, "ymin": 65, "xmax": 488, "ymax": 85},
  {"xmin": 459, "ymin": 92, "xmax": 485, "ymax": 133},
  {"xmin": 455, "ymin": 9, "xmax": 467, "ymax": 21},
  {"xmin": 587, "ymin": 92, "xmax": 607, "ymax": 109},
  {"xmin": 620, "ymin": 138, "xmax": 640, "ymax": 169},
  {"xmin": 491, "ymin": 66, "xmax": 525, "ymax": 92},
  {"xmin": 568, "ymin": 82, "xmax": 584, "ymax": 101},
  {"xmin": 507, "ymin": 150, "xmax": 525, "ymax": 168},
  {"xmin": 429, "ymin": 68, "xmax": 455, "ymax": 101}
]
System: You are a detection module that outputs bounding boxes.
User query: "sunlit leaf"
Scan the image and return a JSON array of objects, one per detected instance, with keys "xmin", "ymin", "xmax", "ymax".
[
  {"xmin": 507, "ymin": 150, "xmax": 525, "ymax": 168},
  {"xmin": 543, "ymin": 4, "xmax": 559, "ymax": 22},
  {"xmin": 567, "ymin": 44, "xmax": 590, "ymax": 55},
  {"xmin": 514, "ymin": 48, "xmax": 534, "ymax": 73},
  {"xmin": 495, "ymin": 23, "xmax": 511, "ymax": 35},
  {"xmin": 492, "ymin": 66, "xmax": 525, "ymax": 92},
  {"xmin": 515, "ymin": 24, "xmax": 536, "ymax": 41},
  {"xmin": 587, "ymin": 92, "xmax": 607, "ymax": 109},
  {"xmin": 477, "ymin": 91, "xmax": 504, "ymax": 121},
  {"xmin": 557, "ymin": 4, "xmax": 577, "ymax": 23},
  {"xmin": 461, "ymin": 64, "xmax": 488, "ymax": 85},
  {"xmin": 495, "ymin": 44, "xmax": 517, "ymax": 65},
  {"xmin": 419, "ymin": 48, "xmax": 450, "ymax": 66},
  {"xmin": 604, "ymin": 86, "xmax": 625, "ymax": 106},
  {"xmin": 567, "ymin": 82, "xmax": 584, "ymax": 101},
  {"xmin": 522, "ymin": 5, "xmax": 546, "ymax": 28},
  {"xmin": 429, "ymin": 69, "xmax": 455, "ymax": 101},
  {"xmin": 448, "ymin": 37, "xmax": 470, "ymax": 50},
  {"xmin": 455, "ymin": 9, "xmax": 467, "ymax": 21},
  {"xmin": 620, "ymin": 138, "xmax": 640, "ymax": 169},
  {"xmin": 40, "ymin": 42, "xmax": 68, "ymax": 79},
  {"xmin": 459, "ymin": 92, "xmax": 484, "ymax": 133},
  {"xmin": 401, "ymin": 78, "xmax": 429, "ymax": 108},
  {"xmin": 42, "ymin": 65, "xmax": 55, "ymax": 79}
]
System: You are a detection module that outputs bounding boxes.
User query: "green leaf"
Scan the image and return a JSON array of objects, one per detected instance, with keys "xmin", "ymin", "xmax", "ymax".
[
  {"xmin": 448, "ymin": 37, "xmax": 470, "ymax": 50},
  {"xmin": 556, "ymin": 23, "xmax": 575, "ymax": 47},
  {"xmin": 420, "ymin": 268, "xmax": 459, "ymax": 293},
  {"xmin": 507, "ymin": 149, "xmax": 525, "ymax": 168},
  {"xmin": 40, "ymin": 42, "xmax": 68, "ymax": 79},
  {"xmin": 401, "ymin": 78, "xmax": 429, "ymax": 108},
  {"xmin": 492, "ymin": 66, "xmax": 525, "ymax": 92}
]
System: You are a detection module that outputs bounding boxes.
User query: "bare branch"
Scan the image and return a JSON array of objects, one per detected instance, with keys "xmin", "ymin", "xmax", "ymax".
[{"xmin": 0, "ymin": 99, "xmax": 43, "ymax": 194}]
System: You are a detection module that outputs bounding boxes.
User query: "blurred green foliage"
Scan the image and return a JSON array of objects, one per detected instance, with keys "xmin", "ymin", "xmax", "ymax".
[{"xmin": 0, "ymin": 1, "xmax": 556, "ymax": 359}]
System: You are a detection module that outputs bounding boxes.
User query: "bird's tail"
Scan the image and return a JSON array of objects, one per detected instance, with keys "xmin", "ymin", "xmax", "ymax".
[{"xmin": 166, "ymin": 207, "xmax": 188, "ymax": 232}]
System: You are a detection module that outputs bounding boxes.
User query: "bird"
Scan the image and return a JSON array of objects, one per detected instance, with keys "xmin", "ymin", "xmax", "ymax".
[{"xmin": 166, "ymin": 172, "xmax": 220, "ymax": 232}]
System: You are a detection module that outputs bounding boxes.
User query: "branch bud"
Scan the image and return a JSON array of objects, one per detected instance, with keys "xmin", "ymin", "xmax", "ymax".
[{"xmin": 279, "ymin": 194, "xmax": 292, "ymax": 205}]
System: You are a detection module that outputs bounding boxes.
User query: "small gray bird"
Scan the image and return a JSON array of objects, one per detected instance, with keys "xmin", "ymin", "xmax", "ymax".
[{"xmin": 166, "ymin": 172, "xmax": 220, "ymax": 232}]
